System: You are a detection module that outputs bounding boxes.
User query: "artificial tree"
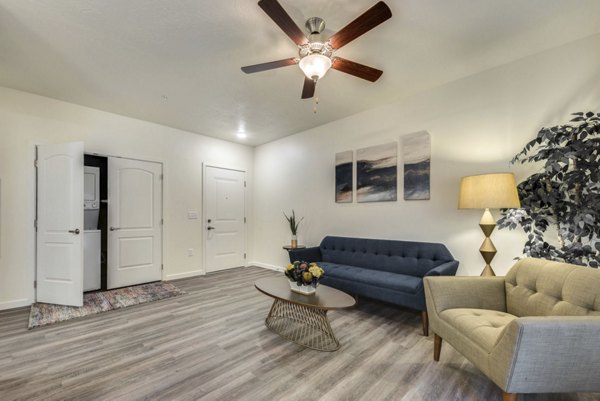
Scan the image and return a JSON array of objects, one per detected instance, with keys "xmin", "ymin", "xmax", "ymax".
[{"xmin": 498, "ymin": 112, "xmax": 600, "ymax": 267}]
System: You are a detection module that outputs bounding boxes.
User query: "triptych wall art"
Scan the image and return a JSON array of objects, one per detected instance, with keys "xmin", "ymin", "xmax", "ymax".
[{"xmin": 335, "ymin": 131, "xmax": 430, "ymax": 203}]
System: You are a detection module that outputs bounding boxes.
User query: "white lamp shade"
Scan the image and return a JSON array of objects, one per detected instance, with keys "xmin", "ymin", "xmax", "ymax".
[
  {"xmin": 299, "ymin": 54, "xmax": 332, "ymax": 80},
  {"xmin": 458, "ymin": 173, "xmax": 521, "ymax": 209}
]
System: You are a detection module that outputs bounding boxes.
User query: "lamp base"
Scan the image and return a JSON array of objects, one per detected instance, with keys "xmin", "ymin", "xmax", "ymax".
[
  {"xmin": 479, "ymin": 208, "xmax": 497, "ymax": 276},
  {"xmin": 481, "ymin": 264, "xmax": 496, "ymax": 277}
]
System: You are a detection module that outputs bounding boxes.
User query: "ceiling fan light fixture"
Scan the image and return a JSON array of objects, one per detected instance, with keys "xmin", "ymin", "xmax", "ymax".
[{"xmin": 299, "ymin": 53, "xmax": 332, "ymax": 80}]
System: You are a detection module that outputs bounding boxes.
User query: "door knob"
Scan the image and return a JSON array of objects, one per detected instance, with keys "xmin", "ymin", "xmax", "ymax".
[
  {"xmin": 207, "ymin": 226, "xmax": 215, "ymax": 230},
  {"xmin": 68, "ymin": 228, "xmax": 81, "ymax": 235},
  {"xmin": 110, "ymin": 227, "xmax": 121, "ymax": 231}
]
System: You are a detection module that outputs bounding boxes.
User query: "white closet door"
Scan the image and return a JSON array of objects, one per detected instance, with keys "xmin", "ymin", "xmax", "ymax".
[
  {"xmin": 108, "ymin": 157, "xmax": 162, "ymax": 289},
  {"xmin": 36, "ymin": 142, "xmax": 84, "ymax": 306}
]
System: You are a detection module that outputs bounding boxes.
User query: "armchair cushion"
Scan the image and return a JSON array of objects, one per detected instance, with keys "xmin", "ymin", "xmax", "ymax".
[
  {"xmin": 439, "ymin": 308, "xmax": 516, "ymax": 351},
  {"xmin": 505, "ymin": 258, "xmax": 600, "ymax": 317}
]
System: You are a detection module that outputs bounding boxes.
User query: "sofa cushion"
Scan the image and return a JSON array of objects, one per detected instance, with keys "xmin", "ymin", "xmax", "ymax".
[
  {"xmin": 439, "ymin": 308, "xmax": 517, "ymax": 352},
  {"xmin": 320, "ymin": 236, "xmax": 455, "ymax": 277},
  {"xmin": 321, "ymin": 262, "xmax": 423, "ymax": 294},
  {"xmin": 505, "ymin": 258, "xmax": 600, "ymax": 317}
]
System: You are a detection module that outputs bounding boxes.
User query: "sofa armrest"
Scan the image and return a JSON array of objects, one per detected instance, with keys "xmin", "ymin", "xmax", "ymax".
[
  {"xmin": 490, "ymin": 316, "xmax": 600, "ymax": 393},
  {"xmin": 425, "ymin": 260, "xmax": 459, "ymax": 277},
  {"xmin": 424, "ymin": 276, "xmax": 507, "ymax": 315},
  {"xmin": 288, "ymin": 246, "xmax": 322, "ymax": 263}
]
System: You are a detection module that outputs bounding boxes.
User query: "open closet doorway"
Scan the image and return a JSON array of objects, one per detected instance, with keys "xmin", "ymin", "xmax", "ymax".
[{"xmin": 36, "ymin": 142, "xmax": 163, "ymax": 307}]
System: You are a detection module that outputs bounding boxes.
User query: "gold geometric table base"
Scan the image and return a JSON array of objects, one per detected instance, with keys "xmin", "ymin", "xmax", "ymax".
[{"xmin": 265, "ymin": 299, "xmax": 340, "ymax": 352}]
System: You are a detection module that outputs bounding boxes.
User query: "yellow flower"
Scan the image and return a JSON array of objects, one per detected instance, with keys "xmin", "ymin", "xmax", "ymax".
[
  {"xmin": 286, "ymin": 263, "xmax": 294, "ymax": 271},
  {"xmin": 308, "ymin": 265, "xmax": 324, "ymax": 278}
]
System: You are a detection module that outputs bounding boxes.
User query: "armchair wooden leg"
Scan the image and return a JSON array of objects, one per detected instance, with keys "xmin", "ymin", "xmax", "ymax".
[
  {"xmin": 433, "ymin": 333, "xmax": 442, "ymax": 361},
  {"xmin": 502, "ymin": 392, "xmax": 517, "ymax": 401},
  {"xmin": 421, "ymin": 310, "xmax": 429, "ymax": 336}
]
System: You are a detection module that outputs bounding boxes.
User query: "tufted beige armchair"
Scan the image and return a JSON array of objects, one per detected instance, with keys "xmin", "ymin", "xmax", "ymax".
[{"xmin": 424, "ymin": 258, "xmax": 600, "ymax": 401}]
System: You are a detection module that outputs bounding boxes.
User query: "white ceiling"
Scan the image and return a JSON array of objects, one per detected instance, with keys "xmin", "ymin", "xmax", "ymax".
[{"xmin": 1, "ymin": 0, "xmax": 599, "ymax": 146}]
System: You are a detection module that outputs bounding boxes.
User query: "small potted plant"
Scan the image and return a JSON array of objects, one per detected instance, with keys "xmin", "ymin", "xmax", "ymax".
[
  {"xmin": 285, "ymin": 260, "xmax": 325, "ymax": 295},
  {"xmin": 283, "ymin": 210, "xmax": 303, "ymax": 248}
]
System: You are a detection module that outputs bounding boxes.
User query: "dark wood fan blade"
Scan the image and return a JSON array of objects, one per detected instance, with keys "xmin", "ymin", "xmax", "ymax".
[
  {"xmin": 331, "ymin": 57, "xmax": 383, "ymax": 82},
  {"xmin": 301, "ymin": 77, "xmax": 316, "ymax": 99},
  {"xmin": 328, "ymin": 1, "xmax": 392, "ymax": 49},
  {"xmin": 258, "ymin": 0, "xmax": 308, "ymax": 46},
  {"xmin": 241, "ymin": 58, "xmax": 298, "ymax": 74}
]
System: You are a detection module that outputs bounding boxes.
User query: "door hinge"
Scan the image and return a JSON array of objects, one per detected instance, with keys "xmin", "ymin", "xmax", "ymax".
[
  {"xmin": 160, "ymin": 174, "xmax": 163, "ymax": 180},
  {"xmin": 244, "ymin": 180, "xmax": 246, "ymax": 188},
  {"xmin": 34, "ymin": 280, "xmax": 37, "ymax": 289},
  {"xmin": 161, "ymin": 219, "xmax": 164, "ymax": 225},
  {"xmin": 34, "ymin": 159, "xmax": 38, "ymax": 168},
  {"xmin": 244, "ymin": 217, "xmax": 246, "ymax": 223},
  {"xmin": 34, "ymin": 219, "xmax": 38, "ymax": 230},
  {"xmin": 161, "ymin": 264, "xmax": 164, "ymax": 271},
  {"xmin": 244, "ymin": 253, "xmax": 247, "ymax": 259}
]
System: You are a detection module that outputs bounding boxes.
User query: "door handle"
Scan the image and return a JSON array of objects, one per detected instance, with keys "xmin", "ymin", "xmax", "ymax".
[
  {"xmin": 110, "ymin": 227, "xmax": 121, "ymax": 231},
  {"xmin": 207, "ymin": 226, "xmax": 215, "ymax": 230},
  {"xmin": 68, "ymin": 228, "xmax": 81, "ymax": 235}
]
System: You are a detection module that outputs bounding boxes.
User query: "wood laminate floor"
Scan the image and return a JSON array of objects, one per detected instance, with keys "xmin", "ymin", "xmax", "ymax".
[{"xmin": 1, "ymin": 267, "xmax": 598, "ymax": 401}]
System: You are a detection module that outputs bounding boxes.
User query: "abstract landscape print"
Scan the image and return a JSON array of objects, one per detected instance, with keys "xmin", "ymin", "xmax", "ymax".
[
  {"xmin": 402, "ymin": 131, "xmax": 430, "ymax": 200},
  {"xmin": 357, "ymin": 142, "xmax": 397, "ymax": 202},
  {"xmin": 335, "ymin": 150, "xmax": 353, "ymax": 203}
]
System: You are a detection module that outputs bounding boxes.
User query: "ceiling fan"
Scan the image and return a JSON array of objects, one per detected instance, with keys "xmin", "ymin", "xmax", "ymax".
[{"xmin": 241, "ymin": 0, "xmax": 392, "ymax": 100}]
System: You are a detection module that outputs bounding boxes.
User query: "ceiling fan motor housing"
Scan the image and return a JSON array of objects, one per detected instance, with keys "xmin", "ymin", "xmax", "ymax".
[
  {"xmin": 305, "ymin": 17, "xmax": 325, "ymax": 35},
  {"xmin": 298, "ymin": 17, "xmax": 332, "ymax": 59}
]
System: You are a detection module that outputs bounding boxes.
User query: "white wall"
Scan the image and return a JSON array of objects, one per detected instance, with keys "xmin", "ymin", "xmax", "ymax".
[
  {"xmin": 0, "ymin": 87, "xmax": 253, "ymax": 309},
  {"xmin": 252, "ymin": 34, "xmax": 600, "ymax": 276}
]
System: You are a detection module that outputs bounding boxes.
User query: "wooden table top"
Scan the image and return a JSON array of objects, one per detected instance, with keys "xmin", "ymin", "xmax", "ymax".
[{"xmin": 254, "ymin": 277, "xmax": 356, "ymax": 310}]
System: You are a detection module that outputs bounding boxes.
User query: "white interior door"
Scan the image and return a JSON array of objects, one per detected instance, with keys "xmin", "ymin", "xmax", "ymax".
[
  {"xmin": 36, "ymin": 142, "xmax": 84, "ymax": 306},
  {"xmin": 204, "ymin": 166, "xmax": 246, "ymax": 272},
  {"xmin": 108, "ymin": 157, "xmax": 162, "ymax": 289}
]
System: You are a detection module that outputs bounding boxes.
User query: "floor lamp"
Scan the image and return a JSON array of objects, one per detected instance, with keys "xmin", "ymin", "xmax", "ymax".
[{"xmin": 458, "ymin": 173, "xmax": 520, "ymax": 276}]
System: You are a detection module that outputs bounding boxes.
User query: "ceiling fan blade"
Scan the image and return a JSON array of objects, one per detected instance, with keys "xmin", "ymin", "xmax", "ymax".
[
  {"xmin": 328, "ymin": 1, "xmax": 392, "ymax": 50},
  {"xmin": 331, "ymin": 57, "xmax": 383, "ymax": 82},
  {"xmin": 301, "ymin": 77, "xmax": 316, "ymax": 99},
  {"xmin": 241, "ymin": 58, "xmax": 298, "ymax": 74},
  {"xmin": 258, "ymin": 0, "xmax": 308, "ymax": 46}
]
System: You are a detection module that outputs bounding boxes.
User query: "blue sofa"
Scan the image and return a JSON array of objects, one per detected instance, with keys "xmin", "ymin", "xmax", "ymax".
[{"xmin": 288, "ymin": 236, "xmax": 459, "ymax": 335}]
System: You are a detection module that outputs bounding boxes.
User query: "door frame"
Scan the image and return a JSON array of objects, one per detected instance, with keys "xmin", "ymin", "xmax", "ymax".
[
  {"xmin": 34, "ymin": 149, "xmax": 165, "ymax": 301},
  {"xmin": 202, "ymin": 163, "xmax": 247, "ymax": 275}
]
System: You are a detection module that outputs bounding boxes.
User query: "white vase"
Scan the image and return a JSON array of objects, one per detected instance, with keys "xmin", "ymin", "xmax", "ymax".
[{"xmin": 289, "ymin": 280, "xmax": 316, "ymax": 295}]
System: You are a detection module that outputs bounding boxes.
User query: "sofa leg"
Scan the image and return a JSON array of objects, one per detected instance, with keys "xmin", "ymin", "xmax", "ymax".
[
  {"xmin": 433, "ymin": 333, "xmax": 442, "ymax": 361},
  {"xmin": 502, "ymin": 392, "xmax": 517, "ymax": 401},
  {"xmin": 421, "ymin": 310, "xmax": 429, "ymax": 336}
]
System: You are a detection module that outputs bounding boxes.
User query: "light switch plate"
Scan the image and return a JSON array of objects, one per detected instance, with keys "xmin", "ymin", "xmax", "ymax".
[{"xmin": 187, "ymin": 210, "xmax": 199, "ymax": 220}]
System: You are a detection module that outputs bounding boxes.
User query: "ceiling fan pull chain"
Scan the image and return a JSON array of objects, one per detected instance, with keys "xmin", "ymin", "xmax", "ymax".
[{"xmin": 313, "ymin": 86, "xmax": 319, "ymax": 114}]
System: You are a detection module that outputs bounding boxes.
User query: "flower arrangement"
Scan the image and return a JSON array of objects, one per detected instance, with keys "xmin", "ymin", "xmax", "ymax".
[{"xmin": 285, "ymin": 260, "xmax": 325, "ymax": 291}]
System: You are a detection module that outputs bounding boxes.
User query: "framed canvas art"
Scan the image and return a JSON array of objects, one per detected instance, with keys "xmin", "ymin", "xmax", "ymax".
[
  {"xmin": 357, "ymin": 142, "xmax": 397, "ymax": 202},
  {"xmin": 402, "ymin": 131, "xmax": 430, "ymax": 200},
  {"xmin": 335, "ymin": 151, "xmax": 353, "ymax": 203}
]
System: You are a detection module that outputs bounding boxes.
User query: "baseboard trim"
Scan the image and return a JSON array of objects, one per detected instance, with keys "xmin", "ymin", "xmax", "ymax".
[
  {"xmin": 165, "ymin": 269, "xmax": 205, "ymax": 281},
  {"xmin": 249, "ymin": 261, "xmax": 284, "ymax": 272},
  {"xmin": 0, "ymin": 298, "xmax": 31, "ymax": 311}
]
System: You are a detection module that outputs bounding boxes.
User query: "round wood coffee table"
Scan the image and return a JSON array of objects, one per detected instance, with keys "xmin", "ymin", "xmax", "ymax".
[{"xmin": 255, "ymin": 277, "xmax": 356, "ymax": 352}]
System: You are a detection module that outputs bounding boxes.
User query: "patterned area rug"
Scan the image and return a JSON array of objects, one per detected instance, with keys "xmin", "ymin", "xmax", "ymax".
[{"xmin": 28, "ymin": 282, "xmax": 185, "ymax": 329}]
